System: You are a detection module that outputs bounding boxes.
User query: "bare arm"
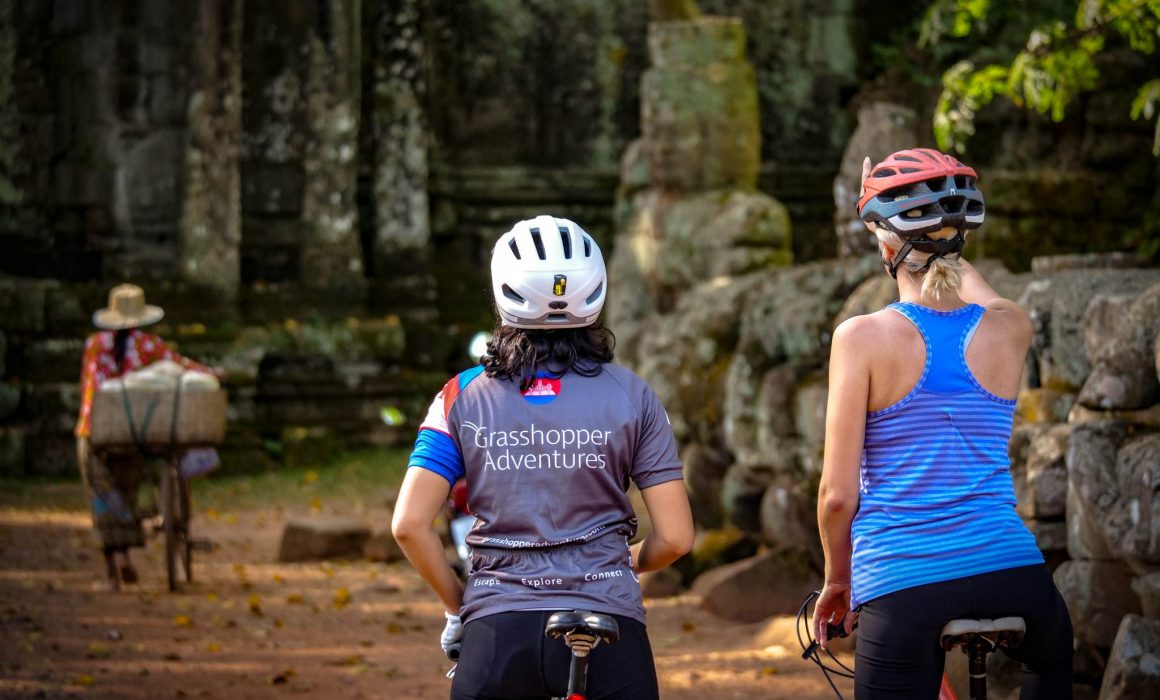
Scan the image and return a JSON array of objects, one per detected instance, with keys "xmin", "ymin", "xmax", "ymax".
[
  {"xmin": 813, "ymin": 318, "xmax": 871, "ymax": 648},
  {"xmin": 956, "ymin": 258, "xmax": 1007, "ymax": 307},
  {"xmin": 391, "ymin": 468, "xmax": 464, "ymax": 615},
  {"xmin": 631, "ymin": 479, "xmax": 694, "ymax": 574}
]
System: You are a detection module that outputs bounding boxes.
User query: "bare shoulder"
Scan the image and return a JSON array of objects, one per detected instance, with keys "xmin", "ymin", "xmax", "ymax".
[
  {"xmin": 832, "ymin": 310, "xmax": 904, "ymax": 359},
  {"xmin": 982, "ymin": 298, "xmax": 1033, "ymax": 343}
]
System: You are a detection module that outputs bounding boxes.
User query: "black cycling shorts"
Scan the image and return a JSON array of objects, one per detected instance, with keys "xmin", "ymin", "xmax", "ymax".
[
  {"xmin": 855, "ymin": 564, "xmax": 1073, "ymax": 699},
  {"xmin": 450, "ymin": 610, "xmax": 659, "ymax": 700}
]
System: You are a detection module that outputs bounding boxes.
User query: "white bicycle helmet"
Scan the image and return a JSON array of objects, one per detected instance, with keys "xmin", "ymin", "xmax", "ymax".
[{"xmin": 490, "ymin": 215, "xmax": 607, "ymax": 329}]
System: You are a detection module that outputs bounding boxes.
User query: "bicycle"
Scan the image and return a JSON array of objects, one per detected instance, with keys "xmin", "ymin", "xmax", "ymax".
[
  {"xmin": 797, "ymin": 590, "xmax": 1026, "ymax": 700},
  {"xmin": 94, "ymin": 380, "xmax": 224, "ymax": 592},
  {"xmin": 94, "ymin": 444, "xmax": 210, "ymax": 592}
]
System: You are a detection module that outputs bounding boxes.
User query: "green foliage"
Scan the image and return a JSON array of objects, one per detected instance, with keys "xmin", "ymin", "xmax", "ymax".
[
  {"xmin": 920, "ymin": 0, "xmax": 992, "ymax": 46},
  {"xmin": 1130, "ymin": 77, "xmax": 1160, "ymax": 153},
  {"xmin": 1006, "ymin": 25, "xmax": 1103, "ymax": 120},
  {"xmin": 929, "ymin": 0, "xmax": 1160, "ymax": 153}
]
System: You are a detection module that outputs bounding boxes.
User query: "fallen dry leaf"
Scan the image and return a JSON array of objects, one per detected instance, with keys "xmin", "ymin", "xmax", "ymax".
[{"xmin": 329, "ymin": 654, "xmax": 365, "ymax": 667}]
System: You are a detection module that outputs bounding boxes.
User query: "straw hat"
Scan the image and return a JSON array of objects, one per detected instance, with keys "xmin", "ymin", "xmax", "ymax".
[{"xmin": 92, "ymin": 284, "xmax": 165, "ymax": 330}]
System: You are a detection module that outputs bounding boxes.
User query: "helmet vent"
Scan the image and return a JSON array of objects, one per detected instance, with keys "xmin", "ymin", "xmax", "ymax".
[
  {"xmin": 502, "ymin": 284, "xmax": 526, "ymax": 303},
  {"xmin": 529, "ymin": 227, "xmax": 547, "ymax": 260},
  {"xmin": 874, "ymin": 168, "xmax": 896, "ymax": 178},
  {"xmin": 583, "ymin": 236, "xmax": 592, "ymax": 257},
  {"xmin": 899, "ymin": 167, "xmax": 919, "ymax": 174},
  {"xmin": 940, "ymin": 196, "xmax": 965, "ymax": 213},
  {"xmin": 509, "ymin": 239, "xmax": 522, "ymax": 260},
  {"xmin": 954, "ymin": 175, "xmax": 970, "ymax": 188},
  {"xmin": 585, "ymin": 281, "xmax": 604, "ymax": 305},
  {"xmin": 894, "ymin": 155, "xmax": 920, "ymax": 162},
  {"xmin": 559, "ymin": 225, "xmax": 572, "ymax": 259},
  {"xmin": 548, "ymin": 301, "xmax": 568, "ymax": 309},
  {"xmin": 546, "ymin": 313, "xmax": 568, "ymax": 323}
]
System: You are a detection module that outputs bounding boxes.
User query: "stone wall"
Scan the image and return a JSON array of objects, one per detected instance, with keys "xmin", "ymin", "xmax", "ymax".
[
  {"xmin": 0, "ymin": 277, "xmax": 455, "ymax": 478},
  {"xmin": 1004, "ymin": 265, "xmax": 1160, "ymax": 697},
  {"xmin": 0, "ymin": 1, "xmax": 202, "ymax": 281}
]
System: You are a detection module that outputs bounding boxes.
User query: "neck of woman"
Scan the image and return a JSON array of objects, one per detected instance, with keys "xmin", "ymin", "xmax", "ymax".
[{"xmin": 895, "ymin": 270, "xmax": 966, "ymax": 311}]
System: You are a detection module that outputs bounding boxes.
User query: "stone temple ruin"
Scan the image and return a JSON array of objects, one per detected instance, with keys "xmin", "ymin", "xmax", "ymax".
[{"xmin": 2, "ymin": 2, "xmax": 1160, "ymax": 696}]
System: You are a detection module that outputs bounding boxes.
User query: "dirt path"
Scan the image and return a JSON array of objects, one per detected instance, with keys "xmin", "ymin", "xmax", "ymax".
[{"xmin": 0, "ymin": 498, "xmax": 852, "ymax": 700}]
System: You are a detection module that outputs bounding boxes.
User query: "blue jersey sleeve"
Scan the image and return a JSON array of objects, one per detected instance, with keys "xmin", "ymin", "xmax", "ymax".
[{"xmin": 408, "ymin": 428, "xmax": 465, "ymax": 486}]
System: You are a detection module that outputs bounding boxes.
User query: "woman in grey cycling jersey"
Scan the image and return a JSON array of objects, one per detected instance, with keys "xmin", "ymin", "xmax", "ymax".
[{"xmin": 393, "ymin": 215, "xmax": 694, "ymax": 700}]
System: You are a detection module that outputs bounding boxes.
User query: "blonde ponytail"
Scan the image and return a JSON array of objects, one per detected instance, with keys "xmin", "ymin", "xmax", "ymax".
[{"xmin": 920, "ymin": 255, "xmax": 963, "ymax": 300}]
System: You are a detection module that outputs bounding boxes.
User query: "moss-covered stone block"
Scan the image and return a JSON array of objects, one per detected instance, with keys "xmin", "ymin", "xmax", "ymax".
[
  {"xmin": 17, "ymin": 339, "xmax": 84, "ymax": 383},
  {"xmin": 45, "ymin": 284, "xmax": 90, "ymax": 336},
  {"xmin": 23, "ymin": 433, "xmax": 73, "ymax": 477},
  {"xmin": 282, "ymin": 425, "xmax": 342, "ymax": 471},
  {"xmin": 0, "ymin": 278, "xmax": 50, "ymax": 333},
  {"xmin": 672, "ymin": 525, "xmax": 757, "ymax": 584},
  {"xmin": 643, "ymin": 18, "xmax": 761, "ymax": 192},
  {"xmin": 0, "ymin": 381, "xmax": 20, "ymax": 422},
  {"xmin": 0, "ymin": 426, "xmax": 26, "ymax": 477}
]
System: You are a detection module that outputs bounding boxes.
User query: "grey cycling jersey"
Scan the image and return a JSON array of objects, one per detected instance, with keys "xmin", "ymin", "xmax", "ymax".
[{"xmin": 412, "ymin": 363, "xmax": 683, "ymax": 623}]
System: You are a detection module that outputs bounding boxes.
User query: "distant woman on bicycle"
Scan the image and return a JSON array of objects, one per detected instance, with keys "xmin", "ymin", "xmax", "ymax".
[
  {"xmin": 393, "ymin": 215, "xmax": 694, "ymax": 700},
  {"xmin": 813, "ymin": 150, "xmax": 1073, "ymax": 698},
  {"xmin": 76, "ymin": 284, "xmax": 213, "ymax": 590}
]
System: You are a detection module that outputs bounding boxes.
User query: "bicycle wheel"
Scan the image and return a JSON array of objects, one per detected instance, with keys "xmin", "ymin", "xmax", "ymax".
[
  {"xmin": 161, "ymin": 460, "xmax": 182, "ymax": 592},
  {"xmin": 179, "ymin": 472, "xmax": 193, "ymax": 583}
]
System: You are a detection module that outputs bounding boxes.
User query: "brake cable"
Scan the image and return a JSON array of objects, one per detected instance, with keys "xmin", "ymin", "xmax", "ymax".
[{"xmin": 796, "ymin": 590, "xmax": 856, "ymax": 700}]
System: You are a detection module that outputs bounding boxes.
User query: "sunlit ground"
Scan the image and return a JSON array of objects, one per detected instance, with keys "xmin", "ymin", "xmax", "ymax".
[{"xmin": 0, "ymin": 451, "xmax": 852, "ymax": 699}]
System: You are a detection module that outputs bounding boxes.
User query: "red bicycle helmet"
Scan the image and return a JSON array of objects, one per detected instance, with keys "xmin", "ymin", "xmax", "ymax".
[{"xmin": 857, "ymin": 148, "xmax": 984, "ymax": 278}]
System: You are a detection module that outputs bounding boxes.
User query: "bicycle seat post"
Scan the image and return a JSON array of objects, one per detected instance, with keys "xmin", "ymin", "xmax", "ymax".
[
  {"xmin": 939, "ymin": 617, "xmax": 1025, "ymax": 700},
  {"xmin": 545, "ymin": 611, "xmax": 620, "ymax": 700}
]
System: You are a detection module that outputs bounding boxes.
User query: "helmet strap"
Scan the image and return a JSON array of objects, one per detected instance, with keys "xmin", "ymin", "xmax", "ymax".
[
  {"xmin": 883, "ymin": 239, "xmax": 915, "ymax": 280},
  {"xmin": 882, "ymin": 229, "xmax": 966, "ymax": 279}
]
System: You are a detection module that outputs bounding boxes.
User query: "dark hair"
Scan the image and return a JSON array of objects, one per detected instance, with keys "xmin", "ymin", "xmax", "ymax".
[
  {"xmin": 481, "ymin": 321, "xmax": 616, "ymax": 390},
  {"xmin": 113, "ymin": 329, "xmax": 131, "ymax": 373}
]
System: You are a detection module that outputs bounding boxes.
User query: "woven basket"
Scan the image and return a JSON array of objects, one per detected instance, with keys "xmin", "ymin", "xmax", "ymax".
[{"xmin": 90, "ymin": 388, "xmax": 228, "ymax": 448}]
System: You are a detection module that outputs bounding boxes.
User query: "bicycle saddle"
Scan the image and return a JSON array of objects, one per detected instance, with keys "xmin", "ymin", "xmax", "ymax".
[
  {"xmin": 545, "ymin": 610, "xmax": 620, "ymax": 645},
  {"xmin": 940, "ymin": 617, "xmax": 1025, "ymax": 651}
]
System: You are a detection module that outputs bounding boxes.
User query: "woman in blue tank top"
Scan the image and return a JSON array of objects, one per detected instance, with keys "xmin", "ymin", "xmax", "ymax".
[{"xmin": 813, "ymin": 150, "xmax": 1073, "ymax": 698}]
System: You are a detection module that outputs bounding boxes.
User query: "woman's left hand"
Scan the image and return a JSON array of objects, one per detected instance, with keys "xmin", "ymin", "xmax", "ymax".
[{"xmin": 812, "ymin": 581, "xmax": 857, "ymax": 651}]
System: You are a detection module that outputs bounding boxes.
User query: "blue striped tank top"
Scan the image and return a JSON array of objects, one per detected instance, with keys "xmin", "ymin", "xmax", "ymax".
[{"xmin": 850, "ymin": 302, "xmax": 1043, "ymax": 609}]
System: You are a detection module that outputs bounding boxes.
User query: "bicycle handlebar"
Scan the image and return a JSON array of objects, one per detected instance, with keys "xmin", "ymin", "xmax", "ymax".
[{"xmin": 801, "ymin": 621, "xmax": 851, "ymax": 660}]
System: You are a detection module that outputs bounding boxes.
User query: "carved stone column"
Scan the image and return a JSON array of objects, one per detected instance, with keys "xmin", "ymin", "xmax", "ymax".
[
  {"xmin": 180, "ymin": 0, "xmax": 243, "ymax": 298},
  {"xmin": 368, "ymin": 0, "xmax": 429, "ymax": 272},
  {"xmin": 300, "ymin": 0, "xmax": 366, "ymax": 291}
]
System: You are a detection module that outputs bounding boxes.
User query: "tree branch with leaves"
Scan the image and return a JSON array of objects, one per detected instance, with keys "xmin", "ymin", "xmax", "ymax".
[{"xmin": 927, "ymin": 0, "xmax": 1160, "ymax": 154}]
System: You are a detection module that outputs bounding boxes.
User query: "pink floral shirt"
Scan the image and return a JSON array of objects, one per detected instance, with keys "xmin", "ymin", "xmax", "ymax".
[{"xmin": 75, "ymin": 330, "xmax": 210, "ymax": 438}]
